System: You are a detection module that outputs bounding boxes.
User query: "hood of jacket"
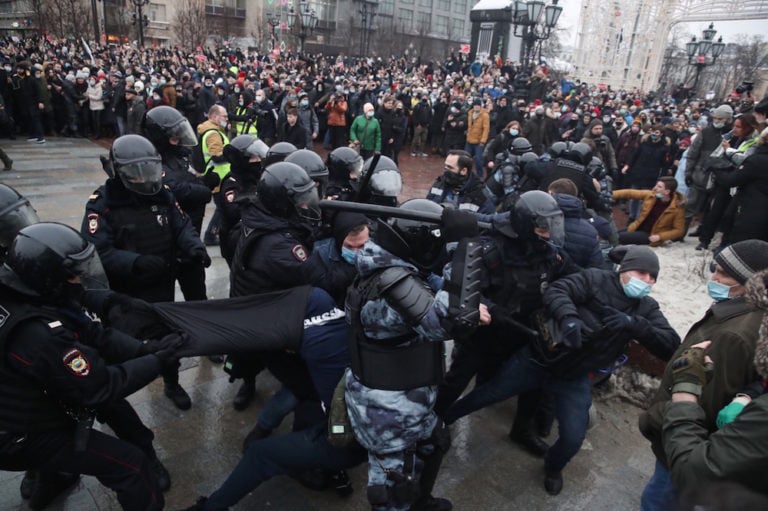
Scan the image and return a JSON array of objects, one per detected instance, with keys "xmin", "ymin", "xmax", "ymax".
[{"xmin": 197, "ymin": 119, "xmax": 222, "ymax": 135}]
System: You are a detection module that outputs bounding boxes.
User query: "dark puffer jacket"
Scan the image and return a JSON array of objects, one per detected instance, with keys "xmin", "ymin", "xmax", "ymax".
[{"xmin": 553, "ymin": 193, "xmax": 604, "ymax": 269}]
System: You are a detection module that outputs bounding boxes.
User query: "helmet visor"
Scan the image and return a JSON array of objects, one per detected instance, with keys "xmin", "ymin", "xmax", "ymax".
[
  {"xmin": 65, "ymin": 243, "xmax": 110, "ymax": 291},
  {"xmin": 117, "ymin": 158, "xmax": 163, "ymax": 195},
  {"xmin": 167, "ymin": 118, "xmax": 197, "ymax": 146},
  {"xmin": 0, "ymin": 200, "xmax": 39, "ymax": 248},
  {"xmin": 371, "ymin": 170, "xmax": 403, "ymax": 198},
  {"xmin": 246, "ymin": 139, "xmax": 269, "ymax": 159},
  {"xmin": 349, "ymin": 156, "xmax": 364, "ymax": 179},
  {"xmin": 292, "ymin": 187, "xmax": 321, "ymax": 222},
  {"xmin": 534, "ymin": 212, "xmax": 565, "ymax": 247}
]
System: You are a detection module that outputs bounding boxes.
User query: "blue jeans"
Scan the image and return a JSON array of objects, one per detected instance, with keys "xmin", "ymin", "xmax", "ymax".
[
  {"xmin": 257, "ymin": 385, "xmax": 299, "ymax": 430},
  {"xmin": 464, "ymin": 142, "xmax": 485, "ymax": 178},
  {"xmin": 204, "ymin": 423, "xmax": 367, "ymax": 510},
  {"xmin": 628, "ymin": 183, "xmax": 649, "ymax": 221},
  {"xmin": 640, "ymin": 461, "xmax": 678, "ymax": 511},
  {"xmin": 442, "ymin": 347, "xmax": 592, "ymax": 473}
]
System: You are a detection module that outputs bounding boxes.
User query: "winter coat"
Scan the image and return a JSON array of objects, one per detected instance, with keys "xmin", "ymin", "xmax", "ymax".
[
  {"xmin": 553, "ymin": 194, "xmax": 604, "ymax": 269},
  {"xmin": 377, "ymin": 107, "xmax": 402, "ymax": 142},
  {"xmin": 615, "ymin": 130, "xmax": 642, "ymax": 168},
  {"xmin": 325, "ymin": 97, "xmax": 347, "ymax": 127},
  {"xmin": 612, "ymin": 189, "xmax": 685, "ymax": 245},
  {"xmin": 523, "ymin": 115, "xmax": 559, "ymax": 155},
  {"xmin": 640, "ymin": 295, "xmax": 763, "ymax": 467},
  {"xmin": 411, "ymin": 101, "xmax": 432, "ymax": 127},
  {"xmin": 466, "ymin": 109, "xmax": 490, "ymax": 145},
  {"xmin": 349, "ymin": 114, "xmax": 381, "ymax": 152},
  {"xmin": 125, "ymin": 96, "xmax": 146, "ymax": 135},
  {"xmin": 714, "ymin": 145, "xmax": 768, "ymax": 244},
  {"xmin": 540, "ymin": 267, "xmax": 679, "ymax": 379},
  {"xmin": 426, "ymin": 172, "xmax": 495, "ymax": 214},
  {"xmin": 278, "ymin": 119, "xmax": 310, "ymax": 148},
  {"xmin": 626, "ymin": 136, "xmax": 671, "ymax": 188},
  {"xmin": 443, "ymin": 110, "xmax": 467, "ymax": 148},
  {"xmin": 685, "ymin": 124, "xmax": 732, "ymax": 189}
]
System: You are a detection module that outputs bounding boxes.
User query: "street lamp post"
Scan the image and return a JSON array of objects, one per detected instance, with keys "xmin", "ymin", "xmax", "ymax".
[
  {"xmin": 131, "ymin": 0, "xmax": 150, "ymax": 47},
  {"xmin": 267, "ymin": 13, "xmax": 280, "ymax": 51},
  {"xmin": 358, "ymin": 0, "xmax": 378, "ymax": 57},
  {"xmin": 288, "ymin": 0, "xmax": 318, "ymax": 54},
  {"xmin": 511, "ymin": 0, "xmax": 562, "ymax": 70},
  {"xmin": 685, "ymin": 23, "xmax": 726, "ymax": 98}
]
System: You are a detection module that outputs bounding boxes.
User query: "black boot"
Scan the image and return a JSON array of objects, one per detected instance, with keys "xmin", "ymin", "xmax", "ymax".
[
  {"xmin": 233, "ymin": 376, "xmax": 256, "ymax": 411},
  {"xmin": 148, "ymin": 457, "xmax": 171, "ymax": 492},
  {"xmin": 544, "ymin": 470, "xmax": 563, "ymax": 495},
  {"xmin": 508, "ymin": 427, "xmax": 550, "ymax": 458},
  {"xmin": 164, "ymin": 381, "xmax": 192, "ymax": 410},
  {"xmin": 331, "ymin": 469, "xmax": 353, "ymax": 497},
  {"xmin": 28, "ymin": 472, "xmax": 80, "ymax": 510},
  {"xmin": 19, "ymin": 470, "xmax": 37, "ymax": 499}
]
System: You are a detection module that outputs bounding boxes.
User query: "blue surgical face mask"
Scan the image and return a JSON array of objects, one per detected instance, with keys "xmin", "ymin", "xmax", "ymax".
[
  {"xmin": 341, "ymin": 247, "xmax": 357, "ymax": 265},
  {"xmin": 623, "ymin": 276, "xmax": 652, "ymax": 298},
  {"xmin": 509, "ymin": 129, "xmax": 519, "ymax": 137},
  {"xmin": 707, "ymin": 279, "xmax": 734, "ymax": 301}
]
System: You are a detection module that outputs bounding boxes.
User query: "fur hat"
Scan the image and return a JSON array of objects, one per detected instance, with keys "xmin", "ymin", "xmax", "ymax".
[{"xmin": 715, "ymin": 240, "xmax": 768, "ymax": 284}]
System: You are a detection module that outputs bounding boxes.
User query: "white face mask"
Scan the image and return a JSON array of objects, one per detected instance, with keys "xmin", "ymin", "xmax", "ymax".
[
  {"xmin": 255, "ymin": 96, "xmax": 264, "ymax": 103},
  {"xmin": 219, "ymin": 119, "xmax": 228, "ymax": 129}
]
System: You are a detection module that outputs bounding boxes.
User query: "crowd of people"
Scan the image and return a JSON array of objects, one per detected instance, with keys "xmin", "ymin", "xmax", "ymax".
[{"xmin": 0, "ymin": 34, "xmax": 767, "ymax": 511}]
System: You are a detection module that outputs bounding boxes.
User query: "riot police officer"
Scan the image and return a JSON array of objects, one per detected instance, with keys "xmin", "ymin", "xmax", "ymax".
[
  {"xmin": 0, "ymin": 222, "xmax": 185, "ymax": 510},
  {"xmin": 344, "ymin": 199, "xmax": 487, "ymax": 511},
  {"xmin": 533, "ymin": 142, "xmax": 608, "ymax": 214},
  {"xmin": 426, "ymin": 149, "xmax": 495, "ymax": 214},
  {"xmin": 217, "ymin": 134, "xmax": 269, "ymax": 266},
  {"xmin": 81, "ymin": 134, "xmax": 210, "ymax": 410},
  {"xmin": 357, "ymin": 155, "xmax": 403, "ymax": 206},
  {"xmin": 0, "ymin": 183, "xmax": 39, "ymax": 262},
  {"xmin": 262, "ymin": 141, "xmax": 297, "ymax": 167},
  {"xmin": 326, "ymin": 146, "xmax": 363, "ymax": 201},
  {"xmin": 143, "ymin": 106, "xmax": 218, "ymax": 303}
]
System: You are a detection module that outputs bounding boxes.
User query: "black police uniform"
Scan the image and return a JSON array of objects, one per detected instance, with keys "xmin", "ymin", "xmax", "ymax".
[
  {"xmin": 160, "ymin": 145, "xmax": 213, "ymax": 301},
  {"xmin": 214, "ymin": 172, "xmax": 257, "ymax": 267},
  {"xmin": 0, "ymin": 288, "xmax": 165, "ymax": 511},
  {"xmin": 534, "ymin": 157, "xmax": 609, "ymax": 213},
  {"xmin": 426, "ymin": 172, "xmax": 495, "ymax": 214},
  {"xmin": 81, "ymin": 178, "xmax": 205, "ymax": 402}
]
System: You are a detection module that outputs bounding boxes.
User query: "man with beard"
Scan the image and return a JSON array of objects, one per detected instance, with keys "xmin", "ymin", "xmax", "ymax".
[
  {"xmin": 426, "ymin": 150, "xmax": 495, "ymax": 214},
  {"xmin": 639, "ymin": 240, "xmax": 768, "ymax": 511}
]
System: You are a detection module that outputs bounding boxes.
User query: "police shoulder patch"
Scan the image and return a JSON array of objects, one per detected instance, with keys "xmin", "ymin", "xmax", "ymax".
[
  {"xmin": 62, "ymin": 349, "xmax": 90, "ymax": 377},
  {"xmin": 292, "ymin": 244, "xmax": 308, "ymax": 262},
  {"xmin": 87, "ymin": 213, "xmax": 99, "ymax": 234}
]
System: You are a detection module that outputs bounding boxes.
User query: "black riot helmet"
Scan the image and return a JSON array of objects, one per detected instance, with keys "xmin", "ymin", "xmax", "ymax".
[
  {"xmin": 0, "ymin": 222, "xmax": 109, "ymax": 299},
  {"xmin": 223, "ymin": 135, "xmax": 269, "ymax": 176},
  {"xmin": 374, "ymin": 199, "xmax": 444, "ymax": 271},
  {"xmin": 510, "ymin": 190, "xmax": 565, "ymax": 246},
  {"xmin": 327, "ymin": 146, "xmax": 363, "ymax": 183},
  {"xmin": 562, "ymin": 142, "xmax": 593, "ymax": 166},
  {"xmin": 285, "ymin": 149, "xmax": 329, "ymax": 198},
  {"xmin": 518, "ymin": 152, "xmax": 539, "ymax": 173},
  {"xmin": 510, "ymin": 137, "xmax": 533, "ymax": 155},
  {"xmin": 264, "ymin": 142, "xmax": 298, "ymax": 167},
  {"xmin": 0, "ymin": 184, "xmax": 39, "ymax": 249},
  {"xmin": 358, "ymin": 155, "xmax": 402, "ymax": 206},
  {"xmin": 142, "ymin": 105, "xmax": 198, "ymax": 148},
  {"xmin": 110, "ymin": 134, "xmax": 164, "ymax": 195},
  {"xmin": 257, "ymin": 162, "xmax": 320, "ymax": 223},
  {"xmin": 587, "ymin": 156, "xmax": 606, "ymax": 179},
  {"xmin": 548, "ymin": 141, "xmax": 571, "ymax": 159}
]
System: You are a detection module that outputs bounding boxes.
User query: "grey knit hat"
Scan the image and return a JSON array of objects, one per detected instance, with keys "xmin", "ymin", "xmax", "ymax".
[
  {"xmin": 715, "ymin": 240, "xmax": 768, "ymax": 284},
  {"xmin": 618, "ymin": 245, "xmax": 659, "ymax": 280},
  {"xmin": 712, "ymin": 104, "xmax": 734, "ymax": 119}
]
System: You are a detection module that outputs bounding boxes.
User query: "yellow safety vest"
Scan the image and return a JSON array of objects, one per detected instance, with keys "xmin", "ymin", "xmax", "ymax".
[
  {"xmin": 201, "ymin": 129, "xmax": 231, "ymax": 181},
  {"xmin": 233, "ymin": 106, "xmax": 259, "ymax": 136}
]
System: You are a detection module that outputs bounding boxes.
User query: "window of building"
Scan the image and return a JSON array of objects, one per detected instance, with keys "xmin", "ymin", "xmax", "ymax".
[
  {"xmin": 437, "ymin": 0, "xmax": 450, "ymax": 10},
  {"xmin": 310, "ymin": 0, "xmax": 336, "ymax": 21},
  {"xmin": 398, "ymin": 8, "xmax": 413, "ymax": 32},
  {"xmin": 450, "ymin": 18, "xmax": 463, "ymax": 36},
  {"xmin": 149, "ymin": 3, "xmax": 166, "ymax": 22},
  {"xmin": 400, "ymin": 0, "xmax": 414, "ymax": 4},
  {"xmin": 416, "ymin": 11, "xmax": 430, "ymax": 32},
  {"xmin": 418, "ymin": 0, "xmax": 432, "ymax": 8},
  {"xmin": 435, "ymin": 15, "xmax": 448, "ymax": 35},
  {"xmin": 453, "ymin": 0, "xmax": 467, "ymax": 15},
  {"xmin": 378, "ymin": 0, "xmax": 395, "ymax": 16}
]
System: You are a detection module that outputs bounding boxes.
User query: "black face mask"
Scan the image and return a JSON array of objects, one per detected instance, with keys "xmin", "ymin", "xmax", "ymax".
[
  {"xmin": 247, "ymin": 161, "xmax": 262, "ymax": 176},
  {"xmin": 61, "ymin": 281, "xmax": 85, "ymax": 306},
  {"xmin": 443, "ymin": 170, "xmax": 466, "ymax": 188}
]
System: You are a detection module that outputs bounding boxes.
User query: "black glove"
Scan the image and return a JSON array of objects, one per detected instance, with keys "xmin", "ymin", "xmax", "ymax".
[
  {"xmin": 191, "ymin": 248, "xmax": 212, "ymax": 268},
  {"xmin": 559, "ymin": 316, "xmax": 584, "ymax": 349},
  {"xmin": 671, "ymin": 347, "xmax": 713, "ymax": 396},
  {"xmin": 602, "ymin": 306, "xmax": 649, "ymax": 336},
  {"xmin": 133, "ymin": 255, "xmax": 167, "ymax": 278},
  {"xmin": 201, "ymin": 171, "xmax": 220, "ymax": 190},
  {"xmin": 150, "ymin": 332, "xmax": 189, "ymax": 364},
  {"xmin": 684, "ymin": 175, "xmax": 693, "ymax": 187},
  {"xmin": 441, "ymin": 208, "xmax": 479, "ymax": 243}
]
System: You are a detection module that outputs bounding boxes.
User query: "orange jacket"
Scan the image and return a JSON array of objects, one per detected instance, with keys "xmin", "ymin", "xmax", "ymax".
[
  {"xmin": 466, "ymin": 109, "xmax": 490, "ymax": 145},
  {"xmin": 612, "ymin": 189, "xmax": 686, "ymax": 246},
  {"xmin": 326, "ymin": 98, "xmax": 347, "ymax": 127}
]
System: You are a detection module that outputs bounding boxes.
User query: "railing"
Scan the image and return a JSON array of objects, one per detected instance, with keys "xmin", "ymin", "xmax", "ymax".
[{"xmin": 204, "ymin": 5, "xmax": 246, "ymax": 19}]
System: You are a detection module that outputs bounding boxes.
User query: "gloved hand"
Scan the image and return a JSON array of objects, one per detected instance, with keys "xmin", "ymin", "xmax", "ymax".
[
  {"xmin": 559, "ymin": 316, "xmax": 584, "ymax": 349},
  {"xmin": 149, "ymin": 332, "xmax": 189, "ymax": 364},
  {"xmin": 716, "ymin": 399, "xmax": 748, "ymax": 429},
  {"xmin": 602, "ymin": 306, "xmax": 649, "ymax": 336},
  {"xmin": 670, "ymin": 347, "xmax": 713, "ymax": 397},
  {"xmin": 133, "ymin": 255, "xmax": 166, "ymax": 278},
  {"xmin": 684, "ymin": 175, "xmax": 693, "ymax": 187},
  {"xmin": 441, "ymin": 208, "xmax": 479, "ymax": 242},
  {"xmin": 191, "ymin": 248, "xmax": 212, "ymax": 268},
  {"xmin": 201, "ymin": 171, "xmax": 220, "ymax": 190}
]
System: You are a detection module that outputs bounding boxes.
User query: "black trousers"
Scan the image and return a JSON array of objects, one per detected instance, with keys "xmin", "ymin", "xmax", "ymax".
[{"xmin": 0, "ymin": 400, "xmax": 163, "ymax": 511}]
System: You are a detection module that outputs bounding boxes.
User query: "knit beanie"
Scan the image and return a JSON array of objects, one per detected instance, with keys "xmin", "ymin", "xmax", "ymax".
[
  {"xmin": 618, "ymin": 245, "xmax": 659, "ymax": 280},
  {"xmin": 714, "ymin": 240, "xmax": 768, "ymax": 284},
  {"xmin": 332, "ymin": 212, "xmax": 369, "ymax": 251},
  {"xmin": 745, "ymin": 269, "xmax": 768, "ymax": 379},
  {"xmin": 712, "ymin": 104, "xmax": 734, "ymax": 119}
]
